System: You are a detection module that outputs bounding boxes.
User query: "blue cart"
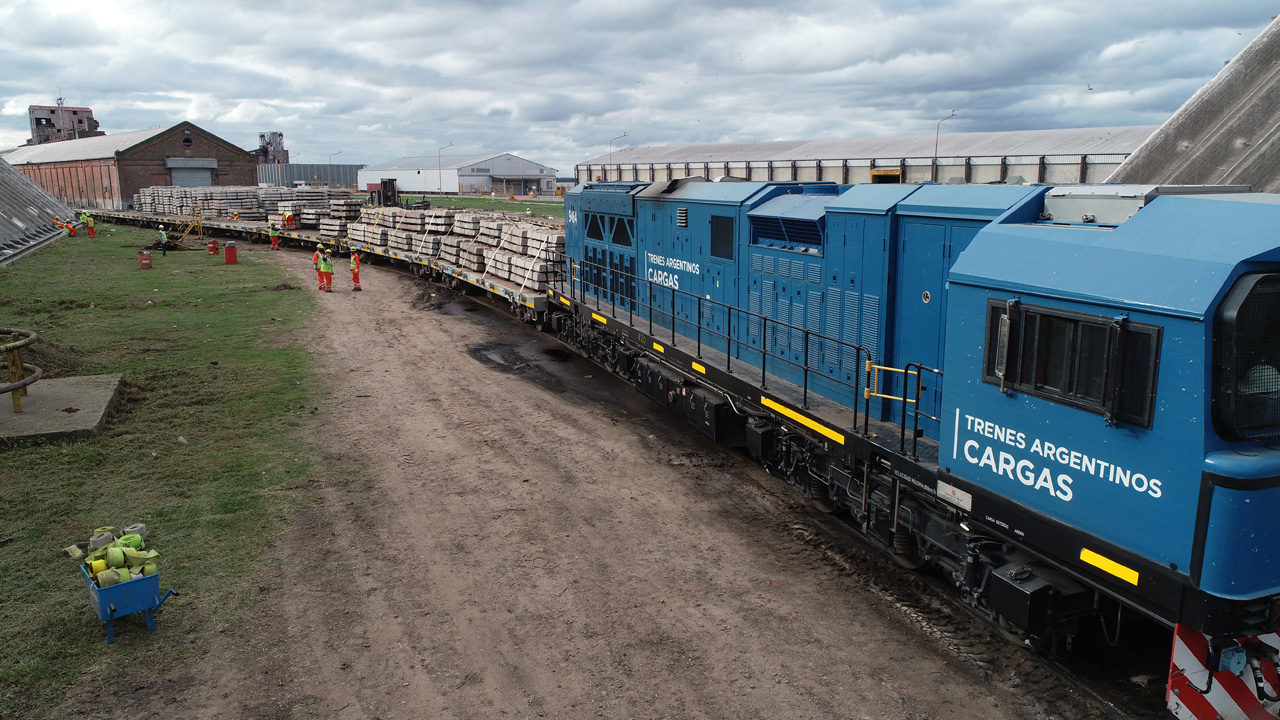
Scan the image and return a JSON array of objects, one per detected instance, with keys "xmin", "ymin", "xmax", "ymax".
[{"xmin": 81, "ymin": 565, "xmax": 175, "ymax": 643}]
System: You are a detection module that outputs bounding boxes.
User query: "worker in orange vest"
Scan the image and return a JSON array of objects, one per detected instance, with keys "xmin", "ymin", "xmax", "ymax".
[
  {"xmin": 55, "ymin": 217, "xmax": 77, "ymax": 236},
  {"xmin": 319, "ymin": 248, "xmax": 334, "ymax": 292},
  {"xmin": 312, "ymin": 243, "xmax": 324, "ymax": 290},
  {"xmin": 269, "ymin": 223, "xmax": 280, "ymax": 250},
  {"xmin": 283, "ymin": 210, "xmax": 296, "ymax": 229},
  {"xmin": 350, "ymin": 251, "xmax": 362, "ymax": 291}
]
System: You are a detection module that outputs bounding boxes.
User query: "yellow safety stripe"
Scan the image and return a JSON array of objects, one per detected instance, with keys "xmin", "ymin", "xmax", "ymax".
[
  {"xmin": 1079, "ymin": 548, "xmax": 1139, "ymax": 586},
  {"xmin": 591, "ymin": 313, "xmax": 607, "ymax": 324},
  {"xmin": 692, "ymin": 362, "xmax": 706, "ymax": 374},
  {"xmin": 652, "ymin": 342, "xmax": 664, "ymax": 353},
  {"xmin": 760, "ymin": 397, "xmax": 845, "ymax": 445}
]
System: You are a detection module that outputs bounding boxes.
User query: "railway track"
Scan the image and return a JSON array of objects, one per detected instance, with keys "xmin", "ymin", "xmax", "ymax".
[{"xmin": 792, "ymin": 509, "xmax": 1170, "ymax": 720}]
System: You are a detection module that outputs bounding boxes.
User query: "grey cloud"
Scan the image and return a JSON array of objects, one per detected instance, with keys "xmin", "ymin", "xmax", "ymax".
[{"xmin": 1, "ymin": 0, "xmax": 1276, "ymax": 174}]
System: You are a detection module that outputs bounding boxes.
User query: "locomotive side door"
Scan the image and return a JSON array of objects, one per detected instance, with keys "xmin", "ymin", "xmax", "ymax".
[{"xmin": 894, "ymin": 221, "xmax": 946, "ymax": 436}]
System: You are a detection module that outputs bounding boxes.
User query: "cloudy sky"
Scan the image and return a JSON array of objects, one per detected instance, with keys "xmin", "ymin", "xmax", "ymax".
[{"xmin": 0, "ymin": 0, "xmax": 1273, "ymax": 174}]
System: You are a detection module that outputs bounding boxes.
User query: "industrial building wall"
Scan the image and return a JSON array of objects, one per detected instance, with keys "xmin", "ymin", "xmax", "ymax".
[
  {"xmin": 580, "ymin": 155, "xmax": 1130, "ymax": 185},
  {"xmin": 258, "ymin": 163, "xmax": 361, "ymax": 188},
  {"xmin": 356, "ymin": 168, "xmax": 461, "ymax": 194},
  {"xmin": 16, "ymin": 159, "xmax": 121, "ymax": 210},
  {"xmin": 116, "ymin": 125, "xmax": 256, "ymax": 206}
]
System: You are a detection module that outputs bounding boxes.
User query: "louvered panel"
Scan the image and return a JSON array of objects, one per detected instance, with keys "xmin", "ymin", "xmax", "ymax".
[
  {"xmin": 748, "ymin": 290, "xmax": 762, "ymax": 340},
  {"xmin": 777, "ymin": 257, "xmax": 790, "ymax": 279},
  {"xmin": 792, "ymin": 262, "xmax": 806, "ymax": 282},
  {"xmin": 861, "ymin": 294, "xmax": 880, "ymax": 364},
  {"xmin": 762, "ymin": 281, "xmax": 775, "ymax": 347},
  {"xmin": 777, "ymin": 298, "xmax": 791, "ymax": 352},
  {"xmin": 751, "ymin": 253, "xmax": 762, "ymax": 273},
  {"xmin": 762, "ymin": 255, "xmax": 775, "ymax": 274},
  {"xmin": 792, "ymin": 299, "xmax": 805, "ymax": 354},
  {"xmin": 807, "ymin": 262, "xmax": 822, "ymax": 285},
  {"xmin": 807, "ymin": 290, "xmax": 823, "ymax": 369},
  {"xmin": 843, "ymin": 291, "xmax": 861, "ymax": 370},
  {"xmin": 824, "ymin": 288, "xmax": 843, "ymax": 367}
]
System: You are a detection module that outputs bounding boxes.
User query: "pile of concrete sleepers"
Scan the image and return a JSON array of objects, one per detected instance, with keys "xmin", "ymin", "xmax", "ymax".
[
  {"xmin": 299, "ymin": 207, "xmax": 329, "ymax": 228},
  {"xmin": 329, "ymin": 198, "xmax": 363, "ymax": 220},
  {"xmin": 482, "ymin": 223, "xmax": 564, "ymax": 290}
]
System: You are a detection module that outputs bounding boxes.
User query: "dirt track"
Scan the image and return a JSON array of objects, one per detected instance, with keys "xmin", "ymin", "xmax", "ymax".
[{"xmin": 50, "ymin": 248, "xmax": 1043, "ymax": 719}]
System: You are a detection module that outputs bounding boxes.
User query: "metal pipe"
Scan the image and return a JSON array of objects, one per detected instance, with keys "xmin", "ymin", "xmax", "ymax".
[
  {"xmin": 696, "ymin": 298, "xmax": 702, "ymax": 358},
  {"xmin": 760, "ymin": 321, "xmax": 769, "ymax": 390},
  {"xmin": 802, "ymin": 330, "xmax": 810, "ymax": 409},
  {"xmin": 671, "ymin": 285, "xmax": 676, "ymax": 345},
  {"xmin": 0, "ymin": 328, "xmax": 38, "ymax": 353},
  {"xmin": 726, "ymin": 307, "xmax": 732, "ymax": 374}
]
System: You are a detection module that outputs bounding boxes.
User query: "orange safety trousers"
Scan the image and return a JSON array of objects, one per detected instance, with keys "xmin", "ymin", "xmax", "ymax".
[
  {"xmin": 315, "ymin": 268, "xmax": 324, "ymax": 289},
  {"xmin": 87, "ymin": 227, "xmax": 96, "ymax": 239},
  {"xmin": 352, "ymin": 269, "xmax": 361, "ymax": 289},
  {"xmin": 322, "ymin": 272, "xmax": 333, "ymax": 291}
]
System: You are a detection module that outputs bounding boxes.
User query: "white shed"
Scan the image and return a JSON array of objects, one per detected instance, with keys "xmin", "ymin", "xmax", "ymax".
[{"xmin": 359, "ymin": 152, "xmax": 556, "ymax": 195}]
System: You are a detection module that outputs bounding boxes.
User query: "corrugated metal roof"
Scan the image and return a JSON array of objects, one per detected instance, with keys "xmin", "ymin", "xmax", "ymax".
[
  {"xmin": 364, "ymin": 153, "xmax": 504, "ymax": 171},
  {"xmin": 582, "ymin": 126, "xmax": 1158, "ymax": 165},
  {"xmin": 3, "ymin": 127, "xmax": 170, "ymax": 165},
  {"xmin": 1109, "ymin": 17, "xmax": 1280, "ymax": 191},
  {"xmin": 0, "ymin": 158, "xmax": 75, "ymax": 262}
]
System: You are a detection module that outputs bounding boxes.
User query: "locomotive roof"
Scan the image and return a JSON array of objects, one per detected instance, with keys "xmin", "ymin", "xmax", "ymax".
[{"xmin": 949, "ymin": 191, "xmax": 1280, "ymax": 319}]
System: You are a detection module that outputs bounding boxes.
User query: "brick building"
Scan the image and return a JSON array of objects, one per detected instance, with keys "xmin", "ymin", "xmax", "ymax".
[
  {"xmin": 27, "ymin": 102, "xmax": 105, "ymax": 145},
  {"xmin": 3, "ymin": 121, "xmax": 256, "ymax": 210}
]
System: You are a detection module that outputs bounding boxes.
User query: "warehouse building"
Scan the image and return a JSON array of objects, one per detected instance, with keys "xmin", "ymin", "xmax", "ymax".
[
  {"xmin": 359, "ymin": 153, "xmax": 556, "ymax": 195},
  {"xmin": 3, "ymin": 121, "xmax": 256, "ymax": 210},
  {"xmin": 576, "ymin": 126, "xmax": 1156, "ymax": 186}
]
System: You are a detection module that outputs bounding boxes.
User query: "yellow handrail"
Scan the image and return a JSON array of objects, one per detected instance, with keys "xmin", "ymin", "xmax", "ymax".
[{"xmin": 864, "ymin": 360, "xmax": 918, "ymax": 402}]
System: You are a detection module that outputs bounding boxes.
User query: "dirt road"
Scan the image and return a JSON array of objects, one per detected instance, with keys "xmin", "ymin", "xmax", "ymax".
[{"xmin": 54, "ymin": 247, "xmax": 1049, "ymax": 719}]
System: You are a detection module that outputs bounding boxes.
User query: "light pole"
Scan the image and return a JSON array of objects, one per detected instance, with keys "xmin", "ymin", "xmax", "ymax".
[
  {"xmin": 932, "ymin": 110, "xmax": 956, "ymax": 182},
  {"xmin": 327, "ymin": 151, "xmax": 342, "ymax": 187},
  {"xmin": 608, "ymin": 132, "xmax": 628, "ymax": 181},
  {"xmin": 437, "ymin": 142, "xmax": 453, "ymax": 194}
]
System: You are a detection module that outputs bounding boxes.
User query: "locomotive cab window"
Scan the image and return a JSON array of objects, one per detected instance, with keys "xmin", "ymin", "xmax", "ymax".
[
  {"xmin": 1214, "ymin": 273, "xmax": 1280, "ymax": 440},
  {"xmin": 983, "ymin": 299, "xmax": 1161, "ymax": 428}
]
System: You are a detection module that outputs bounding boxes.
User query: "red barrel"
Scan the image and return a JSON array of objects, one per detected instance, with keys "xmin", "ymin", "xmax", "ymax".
[
  {"xmin": 137, "ymin": 251, "xmax": 153, "ymax": 269},
  {"xmin": 206, "ymin": 239, "xmax": 220, "ymax": 256},
  {"xmin": 224, "ymin": 241, "xmax": 238, "ymax": 265}
]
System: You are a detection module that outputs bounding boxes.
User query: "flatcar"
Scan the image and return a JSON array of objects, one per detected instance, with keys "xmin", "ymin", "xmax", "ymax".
[{"xmin": 546, "ymin": 179, "xmax": 1280, "ymax": 720}]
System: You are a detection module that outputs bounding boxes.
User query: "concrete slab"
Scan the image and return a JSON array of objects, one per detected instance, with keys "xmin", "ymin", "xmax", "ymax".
[{"xmin": 0, "ymin": 374, "xmax": 123, "ymax": 443}]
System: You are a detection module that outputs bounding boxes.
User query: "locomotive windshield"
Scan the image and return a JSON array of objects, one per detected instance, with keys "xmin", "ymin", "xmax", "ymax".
[{"xmin": 1214, "ymin": 273, "xmax": 1280, "ymax": 440}]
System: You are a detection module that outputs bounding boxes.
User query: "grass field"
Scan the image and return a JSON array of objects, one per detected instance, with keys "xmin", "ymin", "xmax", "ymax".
[{"xmin": 0, "ymin": 226, "xmax": 327, "ymax": 715}]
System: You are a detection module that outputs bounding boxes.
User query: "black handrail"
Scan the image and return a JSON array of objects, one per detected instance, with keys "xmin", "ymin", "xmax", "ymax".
[
  {"xmin": 554, "ymin": 257, "xmax": 949, "ymax": 457},
  {"xmin": 901, "ymin": 362, "xmax": 944, "ymax": 459},
  {"xmin": 567, "ymin": 258, "xmax": 879, "ymax": 428}
]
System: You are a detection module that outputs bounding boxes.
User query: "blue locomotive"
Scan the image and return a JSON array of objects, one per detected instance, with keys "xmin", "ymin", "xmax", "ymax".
[{"xmin": 552, "ymin": 179, "xmax": 1280, "ymax": 720}]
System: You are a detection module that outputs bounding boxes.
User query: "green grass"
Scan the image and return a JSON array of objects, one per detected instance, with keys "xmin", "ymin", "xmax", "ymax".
[{"xmin": 0, "ymin": 225, "xmax": 330, "ymax": 716}]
